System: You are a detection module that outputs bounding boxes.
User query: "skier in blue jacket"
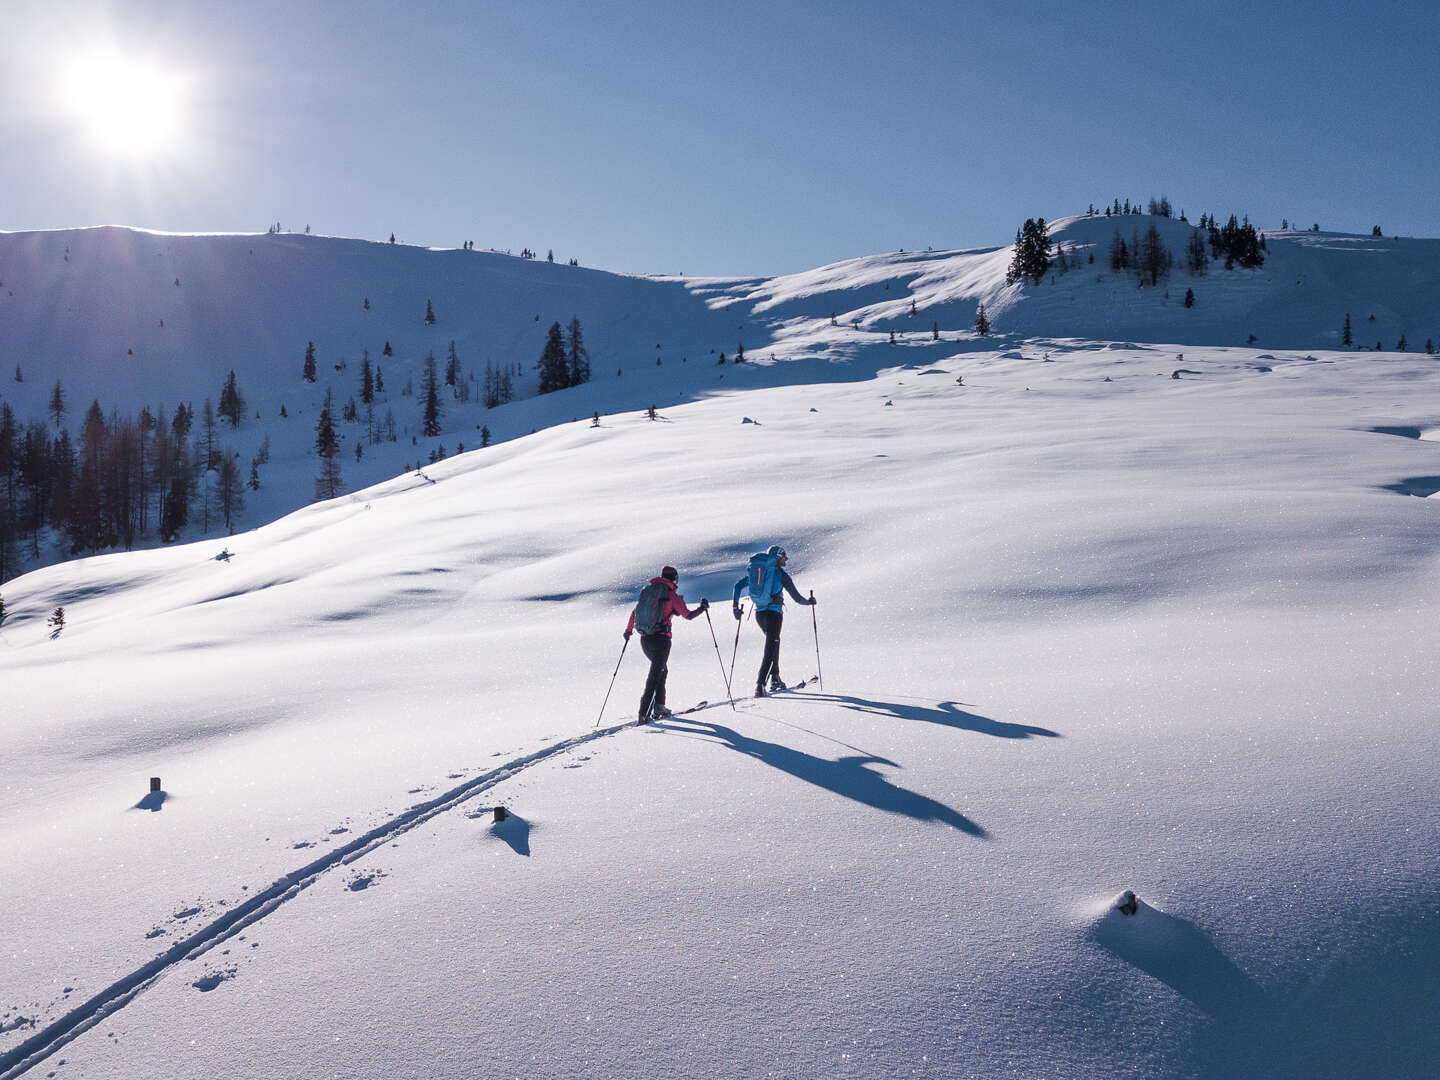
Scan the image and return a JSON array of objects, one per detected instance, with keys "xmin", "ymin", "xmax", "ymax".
[{"xmin": 732, "ymin": 545, "xmax": 816, "ymax": 697}]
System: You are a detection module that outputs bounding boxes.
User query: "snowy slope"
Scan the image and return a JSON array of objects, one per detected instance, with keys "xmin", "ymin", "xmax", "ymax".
[
  {"xmin": 3, "ymin": 334, "xmax": 1440, "ymax": 1077},
  {"xmin": 2, "ymin": 216, "xmax": 1438, "ymax": 582}
]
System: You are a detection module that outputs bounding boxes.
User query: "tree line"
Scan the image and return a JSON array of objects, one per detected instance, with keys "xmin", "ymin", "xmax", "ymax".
[{"xmin": 0, "ymin": 394, "xmax": 255, "ymax": 582}]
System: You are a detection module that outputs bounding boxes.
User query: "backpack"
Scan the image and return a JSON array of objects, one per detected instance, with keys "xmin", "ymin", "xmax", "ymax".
[
  {"xmin": 632, "ymin": 580, "xmax": 671, "ymax": 635},
  {"xmin": 746, "ymin": 551, "xmax": 781, "ymax": 606}
]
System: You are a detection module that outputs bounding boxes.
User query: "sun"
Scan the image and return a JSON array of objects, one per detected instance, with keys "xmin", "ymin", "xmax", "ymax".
[{"xmin": 62, "ymin": 50, "xmax": 185, "ymax": 157}]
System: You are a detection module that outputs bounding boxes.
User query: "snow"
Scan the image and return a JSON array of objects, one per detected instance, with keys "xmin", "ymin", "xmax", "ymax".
[{"xmin": 3, "ymin": 218, "xmax": 1440, "ymax": 1077}]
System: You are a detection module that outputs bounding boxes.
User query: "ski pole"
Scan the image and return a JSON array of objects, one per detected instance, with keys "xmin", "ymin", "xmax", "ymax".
[
  {"xmin": 595, "ymin": 635, "xmax": 630, "ymax": 727},
  {"xmin": 810, "ymin": 590, "xmax": 823, "ymax": 691},
  {"xmin": 703, "ymin": 607, "xmax": 737, "ymax": 710},
  {"xmin": 728, "ymin": 602, "xmax": 748, "ymax": 688}
]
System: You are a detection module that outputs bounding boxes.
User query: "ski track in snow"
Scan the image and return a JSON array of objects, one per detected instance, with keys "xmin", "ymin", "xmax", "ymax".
[{"xmin": 0, "ymin": 716, "xmax": 643, "ymax": 1079}]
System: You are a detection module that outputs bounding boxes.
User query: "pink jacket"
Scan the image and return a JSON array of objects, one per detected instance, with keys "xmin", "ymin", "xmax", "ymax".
[{"xmin": 625, "ymin": 577, "xmax": 700, "ymax": 637}]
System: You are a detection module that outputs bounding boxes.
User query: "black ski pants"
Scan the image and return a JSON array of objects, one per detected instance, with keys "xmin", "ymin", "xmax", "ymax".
[
  {"xmin": 639, "ymin": 633, "xmax": 672, "ymax": 716},
  {"xmin": 755, "ymin": 609, "xmax": 783, "ymax": 688}
]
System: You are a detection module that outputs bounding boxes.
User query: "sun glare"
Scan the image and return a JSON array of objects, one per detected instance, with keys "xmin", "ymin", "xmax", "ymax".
[{"xmin": 63, "ymin": 51, "xmax": 185, "ymax": 157}]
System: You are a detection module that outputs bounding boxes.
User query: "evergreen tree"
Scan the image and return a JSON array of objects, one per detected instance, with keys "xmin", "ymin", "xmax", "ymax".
[
  {"xmin": 303, "ymin": 342, "xmax": 317, "ymax": 382},
  {"xmin": 49, "ymin": 381, "xmax": 66, "ymax": 429},
  {"xmin": 566, "ymin": 317, "xmax": 591, "ymax": 386},
  {"xmin": 974, "ymin": 303, "xmax": 991, "ymax": 336},
  {"xmin": 360, "ymin": 352, "xmax": 375, "ymax": 405},
  {"xmin": 480, "ymin": 425, "xmax": 491, "ymax": 448},
  {"xmin": 445, "ymin": 341, "xmax": 460, "ymax": 387},
  {"xmin": 1006, "ymin": 218, "xmax": 1052, "ymax": 285},
  {"xmin": 425, "ymin": 298, "xmax": 436, "ymax": 325},
  {"xmin": 1342, "ymin": 313, "xmax": 1353, "ymax": 347},
  {"xmin": 218, "ymin": 370, "xmax": 246, "ymax": 427},
  {"xmin": 314, "ymin": 389, "xmax": 343, "ymax": 501},
  {"xmin": 1397, "ymin": 335, "xmax": 1408, "ymax": 352},
  {"xmin": 1109, "ymin": 230, "xmax": 1129, "ymax": 272},
  {"xmin": 1184, "ymin": 288, "xmax": 1195, "ymax": 308},
  {"xmin": 536, "ymin": 322, "xmax": 569, "ymax": 393},
  {"xmin": 422, "ymin": 353, "xmax": 443, "ymax": 436}
]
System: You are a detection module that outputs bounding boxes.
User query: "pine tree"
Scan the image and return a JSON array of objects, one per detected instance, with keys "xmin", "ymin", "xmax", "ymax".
[
  {"xmin": 566, "ymin": 317, "xmax": 590, "ymax": 386},
  {"xmin": 1397, "ymin": 335, "xmax": 1408, "ymax": 352},
  {"xmin": 1184, "ymin": 288, "xmax": 1195, "ymax": 308},
  {"xmin": 1007, "ymin": 218, "xmax": 1051, "ymax": 285},
  {"xmin": 536, "ymin": 322, "xmax": 569, "ymax": 393},
  {"xmin": 480, "ymin": 425, "xmax": 491, "ymax": 448},
  {"xmin": 425, "ymin": 298, "xmax": 436, "ymax": 325},
  {"xmin": 49, "ymin": 381, "xmax": 65, "ymax": 429},
  {"xmin": 303, "ymin": 342, "xmax": 317, "ymax": 382},
  {"xmin": 1342, "ymin": 313, "xmax": 1353, "ymax": 347},
  {"xmin": 445, "ymin": 341, "xmax": 460, "ymax": 388},
  {"xmin": 357, "ymin": 353, "xmax": 373, "ymax": 404},
  {"xmin": 218, "ymin": 371, "xmax": 246, "ymax": 427},
  {"xmin": 422, "ymin": 353, "xmax": 442, "ymax": 436},
  {"xmin": 314, "ymin": 389, "xmax": 343, "ymax": 501},
  {"xmin": 1426, "ymin": 338, "xmax": 1435, "ymax": 355},
  {"xmin": 974, "ymin": 303, "xmax": 990, "ymax": 336}
]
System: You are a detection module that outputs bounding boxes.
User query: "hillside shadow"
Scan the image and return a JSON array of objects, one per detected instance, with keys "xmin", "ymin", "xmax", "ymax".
[
  {"xmin": 661, "ymin": 717, "xmax": 988, "ymax": 838},
  {"xmin": 797, "ymin": 693, "xmax": 1060, "ymax": 740}
]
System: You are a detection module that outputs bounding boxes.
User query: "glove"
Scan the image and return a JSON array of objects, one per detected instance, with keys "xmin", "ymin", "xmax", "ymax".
[
  {"xmin": 698, "ymin": 598, "xmax": 710, "ymax": 612},
  {"xmin": 808, "ymin": 595, "xmax": 818, "ymax": 606},
  {"xmin": 732, "ymin": 605, "xmax": 742, "ymax": 621},
  {"xmin": 623, "ymin": 630, "xmax": 632, "ymax": 641}
]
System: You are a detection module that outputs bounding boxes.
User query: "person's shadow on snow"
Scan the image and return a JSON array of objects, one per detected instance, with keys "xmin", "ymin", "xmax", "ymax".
[
  {"xmin": 661, "ymin": 718, "xmax": 988, "ymax": 838},
  {"xmin": 797, "ymin": 693, "xmax": 1060, "ymax": 740}
]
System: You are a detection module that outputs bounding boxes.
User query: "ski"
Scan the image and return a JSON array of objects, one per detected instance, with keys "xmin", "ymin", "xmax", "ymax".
[
  {"xmin": 636, "ymin": 700, "xmax": 712, "ymax": 725},
  {"xmin": 759, "ymin": 678, "xmax": 811, "ymax": 696}
]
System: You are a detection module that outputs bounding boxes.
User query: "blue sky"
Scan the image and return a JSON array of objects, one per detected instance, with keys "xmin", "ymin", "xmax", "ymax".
[{"xmin": 3, "ymin": 0, "xmax": 1438, "ymax": 276}]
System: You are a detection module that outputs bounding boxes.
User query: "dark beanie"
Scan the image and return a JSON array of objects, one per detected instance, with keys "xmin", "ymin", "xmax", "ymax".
[{"xmin": 661, "ymin": 566, "xmax": 678, "ymax": 582}]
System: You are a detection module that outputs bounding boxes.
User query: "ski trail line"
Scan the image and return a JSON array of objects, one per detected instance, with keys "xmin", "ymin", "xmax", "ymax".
[{"xmin": 0, "ymin": 717, "xmax": 637, "ymax": 1079}]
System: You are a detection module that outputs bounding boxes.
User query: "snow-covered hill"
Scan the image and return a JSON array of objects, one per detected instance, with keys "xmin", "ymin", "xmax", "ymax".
[
  {"xmin": 2, "ymin": 215, "xmax": 1437, "ymax": 581},
  {"xmin": 3, "ymin": 323, "xmax": 1440, "ymax": 1077}
]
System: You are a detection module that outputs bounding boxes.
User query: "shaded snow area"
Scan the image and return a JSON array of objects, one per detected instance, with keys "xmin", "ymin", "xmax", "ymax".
[{"xmin": 4, "ymin": 335, "xmax": 1440, "ymax": 1079}]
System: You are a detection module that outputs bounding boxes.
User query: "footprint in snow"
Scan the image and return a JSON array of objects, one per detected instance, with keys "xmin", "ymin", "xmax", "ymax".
[
  {"xmin": 347, "ymin": 870, "xmax": 386, "ymax": 892},
  {"xmin": 192, "ymin": 968, "xmax": 236, "ymax": 993}
]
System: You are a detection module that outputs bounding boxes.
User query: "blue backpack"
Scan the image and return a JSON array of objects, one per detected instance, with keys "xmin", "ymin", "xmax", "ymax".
[{"xmin": 746, "ymin": 551, "xmax": 782, "ymax": 607}]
